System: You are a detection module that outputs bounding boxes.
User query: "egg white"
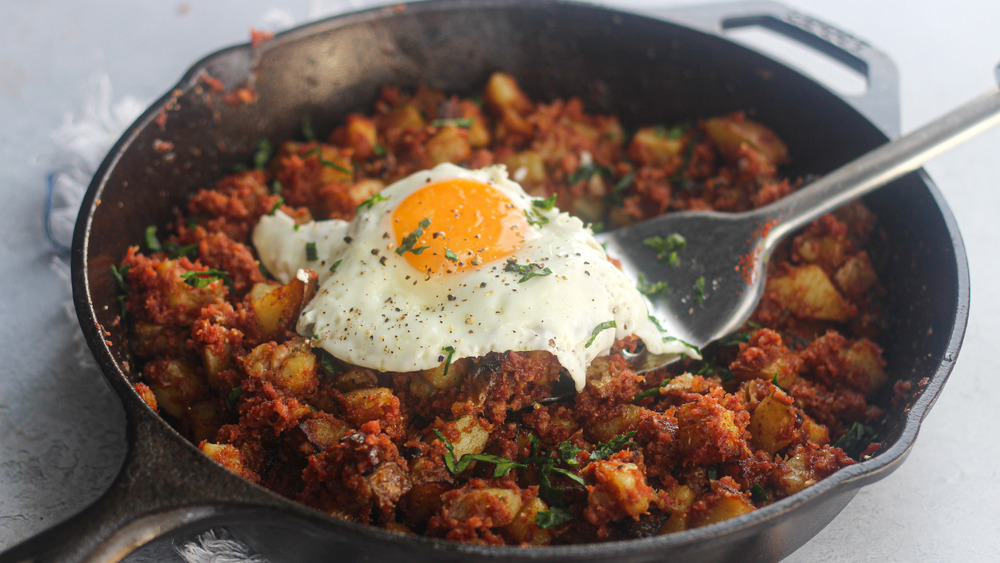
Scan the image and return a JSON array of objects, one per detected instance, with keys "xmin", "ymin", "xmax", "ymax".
[{"xmin": 253, "ymin": 163, "xmax": 696, "ymax": 390}]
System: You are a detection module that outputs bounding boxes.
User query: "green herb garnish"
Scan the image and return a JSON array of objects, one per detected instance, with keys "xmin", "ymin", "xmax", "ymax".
[
  {"xmin": 144, "ymin": 225, "xmax": 162, "ymax": 253},
  {"xmin": 444, "ymin": 248, "xmax": 458, "ymax": 262},
  {"xmin": 373, "ymin": 142, "xmax": 387, "ymax": 157},
  {"xmin": 253, "ymin": 137, "xmax": 272, "ymax": 170},
  {"xmin": 433, "ymin": 429, "xmax": 526, "ymax": 477},
  {"xmin": 226, "ymin": 386, "xmax": 244, "ymax": 414},
  {"xmin": 504, "ymin": 260, "xmax": 553, "ymax": 283},
  {"xmin": 750, "ymin": 483, "xmax": 769, "ymax": 503},
  {"xmin": 180, "ymin": 268, "xmax": 231, "ymax": 288},
  {"xmin": 584, "ymin": 320, "xmax": 616, "ymax": 348},
  {"xmin": 356, "ymin": 192, "xmax": 388, "ymax": 212},
  {"xmin": 303, "ymin": 147, "xmax": 351, "ymax": 174},
  {"xmin": 305, "ymin": 242, "xmax": 318, "ymax": 261},
  {"xmin": 396, "ymin": 218, "xmax": 431, "ymax": 256},
  {"xmin": 535, "ymin": 507, "xmax": 574, "ymax": 529},
  {"xmin": 632, "ymin": 378, "xmax": 672, "ymax": 404},
  {"xmin": 833, "ymin": 422, "xmax": 877, "ymax": 455},
  {"xmin": 301, "ymin": 117, "xmax": 316, "ymax": 141},
  {"xmin": 637, "ymin": 272, "xmax": 669, "ymax": 297},
  {"xmin": 566, "ymin": 162, "xmax": 613, "ymax": 185},
  {"xmin": 590, "ymin": 430, "xmax": 636, "ymax": 460},
  {"xmin": 693, "ymin": 276, "xmax": 706, "ymax": 304},
  {"xmin": 429, "ymin": 117, "xmax": 474, "ymax": 129},
  {"xmin": 642, "ymin": 233, "xmax": 686, "ymax": 265},
  {"xmin": 533, "ymin": 193, "xmax": 557, "ymax": 211},
  {"xmin": 440, "ymin": 345, "xmax": 456, "ymax": 375},
  {"xmin": 329, "ymin": 258, "xmax": 342, "ymax": 273},
  {"xmin": 271, "ymin": 179, "xmax": 283, "ymax": 195},
  {"xmin": 268, "ymin": 197, "xmax": 284, "ymax": 215}
]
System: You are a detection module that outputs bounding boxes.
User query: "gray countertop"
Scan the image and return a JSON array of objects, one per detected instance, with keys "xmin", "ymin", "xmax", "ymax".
[{"xmin": 2, "ymin": 0, "xmax": 998, "ymax": 561}]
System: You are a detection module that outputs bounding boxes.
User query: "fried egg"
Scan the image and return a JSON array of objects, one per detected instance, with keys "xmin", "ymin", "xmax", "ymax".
[{"xmin": 253, "ymin": 163, "xmax": 696, "ymax": 390}]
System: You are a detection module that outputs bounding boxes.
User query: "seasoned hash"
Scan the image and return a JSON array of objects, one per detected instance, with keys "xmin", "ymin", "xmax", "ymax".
[{"xmin": 116, "ymin": 72, "xmax": 886, "ymax": 545}]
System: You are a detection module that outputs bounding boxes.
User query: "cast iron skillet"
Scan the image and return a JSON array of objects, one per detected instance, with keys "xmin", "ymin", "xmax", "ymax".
[{"xmin": 0, "ymin": 1, "xmax": 968, "ymax": 561}]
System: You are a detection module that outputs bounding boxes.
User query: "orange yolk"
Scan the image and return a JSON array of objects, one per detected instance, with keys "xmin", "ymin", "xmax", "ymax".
[{"xmin": 391, "ymin": 178, "xmax": 530, "ymax": 275}]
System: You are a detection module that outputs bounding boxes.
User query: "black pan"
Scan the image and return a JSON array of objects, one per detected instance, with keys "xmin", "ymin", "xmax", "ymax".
[{"xmin": 0, "ymin": 1, "xmax": 968, "ymax": 561}]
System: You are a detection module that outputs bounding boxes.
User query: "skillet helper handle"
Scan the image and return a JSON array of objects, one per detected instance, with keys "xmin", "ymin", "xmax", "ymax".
[
  {"xmin": 653, "ymin": 0, "xmax": 901, "ymax": 136},
  {"xmin": 0, "ymin": 413, "xmax": 276, "ymax": 563}
]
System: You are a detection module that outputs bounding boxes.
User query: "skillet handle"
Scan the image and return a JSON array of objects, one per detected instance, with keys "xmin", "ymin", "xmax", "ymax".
[
  {"xmin": 0, "ymin": 412, "xmax": 284, "ymax": 563},
  {"xmin": 650, "ymin": 1, "xmax": 901, "ymax": 137}
]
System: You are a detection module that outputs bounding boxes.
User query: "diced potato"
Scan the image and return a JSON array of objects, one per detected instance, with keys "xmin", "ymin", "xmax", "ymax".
[
  {"xmin": 505, "ymin": 497, "xmax": 552, "ymax": 545},
  {"xmin": 501, "ymin": 150, "xmax": 547, "ymax": 187},
  {"xmin": 341, "ymin": 114, "xmax": 379, "ymax": 160},
  {"xmin": 348, "ymin": 179, "xmax": 385, "ymax": 207},
  {"xmin": 584, "ymin": 460, "xmax": 653, "ymax": 519},
  {"xmin": 447, "ymin": 487, "xmax": 523, "ymax": 526},
  {"xmin": 704, "ymin": 114, "xmax": 789, "ymax": 166},
  {"xmin": 627, "ymin": 126, "xmax": 685, "ymax": 168},
  {"xmin": 841, "ymin": 338, "xmax": 887, "ymax": 395},
  {"xmin": 331, "ymin": 366, "xmax": 378, "ymax": 392},
  {"xmin": 766, "ymin": 264, "xmax": 855, "ymax": 322},
  {"xmin": 388, "ymin": 104, "xmax": 425, "ymax": 130},
  {"xmin": 300, "ymin": 413, "xmax": 351, "ymax": 452},
  {"xmin": 250, "ymin": 276, "xmax": 316, "ymax": 339},
  {"xmin": 187, "ymin": 400, "xmax": 223, "ymax": 443},
  {"xmin": 425, "ymin": 125, "xmax": 471, "ymax": 165},
  {"xmin": 749, "ymin": 393, "xmax": 797, "ymax": 454},
  {"xmin": 199, "ymin": 441, "xmax": 258, "ymax": 483},
  {"xmin": 834, "ymin": 252, "xmax": 879, "ymax": 299},
  {"xmin": 688, "ymin": 492, "xmax": 755, "ymax": 528},
  {"xmin": 484, "ymin": 72, "xmax": 533, "ymax": 136},
  {"xmin": 242, "ymin": 338, "xmax": 318, "ymax": 397},
  {"xmin": 450, "ymin": 415, "xmax": 490, "ymax": 459},
  {"xmin": 340, "ymin": 387, "xmax": 404, "ymax": 438},
  {"xmin": 588, "ymin": 404, "xmax": 643, "ymax": 443},
  {"xmin": 144, "ymin": 358, "xmax": 205, "ymax": 419}
]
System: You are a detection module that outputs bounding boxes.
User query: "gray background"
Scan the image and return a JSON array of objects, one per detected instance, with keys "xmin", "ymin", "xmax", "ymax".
[{"xmin": 1, "ymin": 0, "xmax": 998, "ymax": 560}]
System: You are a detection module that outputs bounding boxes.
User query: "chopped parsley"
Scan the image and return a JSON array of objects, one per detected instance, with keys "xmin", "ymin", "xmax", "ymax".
[
  {"xmin": 440, "ymin": 345, "xmax": 456, "ymax": 375},
  {"xmin": 535, "ymin": 507, "xmax": 574, "ymax": 529},
  {"xmin": 303, "ymin": 147, "xmax": 351, "ymax": 174},
  {"xmin": 504, "ymin": 260, "xmax": 553, "ymax": 283},
  {"xmin": 721, "ymin": 321, "xmax": 763, "ymax": 347},
  {"xmin": 429, "ymin": 117, "xmax": 474, "ymax": 129},
  {"xmin": 444, "ymin": 248, "xmax": 458, "ymax": 262},
  {"xmin": 636, "ymin": 272, "xmax": 668, "ymax": 297},
  {"xmin": 525, "ymin": 206, "xmax": 550, "ymax": 227},
  {"xmin": 589, "ymin": 430, "xmax": 637, "ymax": 460},
  {"xmin": 604, "ymin": 170, "xmax": 636, "ymax": 207},
  {"xmin": 642, "ymin": 233, "xmax": 686, "ymax": 265},
  {"xmin": 632, "ymin": 379, "xmax": 672, "ymax": 404},
  {"xmin": 180, "ymin": 268, "xmax": 231, "ymax": 288},
  {"xmin": 268, "ymin": 197, "xmax": 284, "ymax": 215},
  {"xmin": 305, "ymin": 242, "xmax": 318, "ymax": 261},
  {"xmin": 329, "ymin": 259, "xmax": 342, "ymax": 273},
  {"xmin": 110, "ymin": 264, "xmax": 130, "ymax": 321},
  {"xmin": 356, "ymin": 192, "xmax": 388, "ymax": 212},
  {"xmin": 584, "ymin": 320, "xmax": 616, "ymax": 348},
  {"xmin": 373, "ymin": 142, "xmax": 387, "ymax": 157},
  {"xmin": 693, "ymin": 276, "xmax": 706, "ymax": 304},
  {"xmin": 833, "ymin": 422, "xmax": 877, "ymax": 456},
  {"xmin": 533, "ymin": 193, "xmax": 557, "ymax": 211},
  {"xmin": 226, "ymin": 386, "xmax": 244, "ymax": 414},
  {"xmin": 433, "ymin": 429, "xmax": 526, "ymax": 478},
  {"xmin": 566, "ymin": 162, "xmax": 613, "ymax": 185},
  {"xmin": 396, "ymin": 218, "xmax": 431, "ymax": 256},
  {"xmin": 144, "ymin": 225, "xmax": 163, "ymax": 253},
  {"xmin": 750, "ymin": 483, "xmax": 769, "ymax": 503},
  {"xmin": 654, "ymin": 123, "xmax": 688, "ymax": 139},
  {"xmin": 253, "ymin": 137, "xmax": 272, "ymax": 171},
  {"xmin": 300, "ymin": 116, "xmax": 316, "ymax": 142}
]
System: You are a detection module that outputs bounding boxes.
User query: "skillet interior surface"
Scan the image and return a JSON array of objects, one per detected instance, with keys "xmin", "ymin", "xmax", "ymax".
[{"xmin": 70, "ymin": 1, "xmax": 967, "ymax": 561}]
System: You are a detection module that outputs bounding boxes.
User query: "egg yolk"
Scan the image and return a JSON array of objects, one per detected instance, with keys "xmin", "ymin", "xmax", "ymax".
[{"xmin": 391, "ymin": 178, "xmax": 530, "ymax": 275}]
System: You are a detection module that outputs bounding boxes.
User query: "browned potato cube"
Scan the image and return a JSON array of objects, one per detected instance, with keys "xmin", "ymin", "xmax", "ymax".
[
  {"xmin": 704, "ymin": 114, "xmax": 789, "ymax": 166},
  {"xmin": 766, "ymin": 264, "xmax": 856, "ymax": 322}
]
